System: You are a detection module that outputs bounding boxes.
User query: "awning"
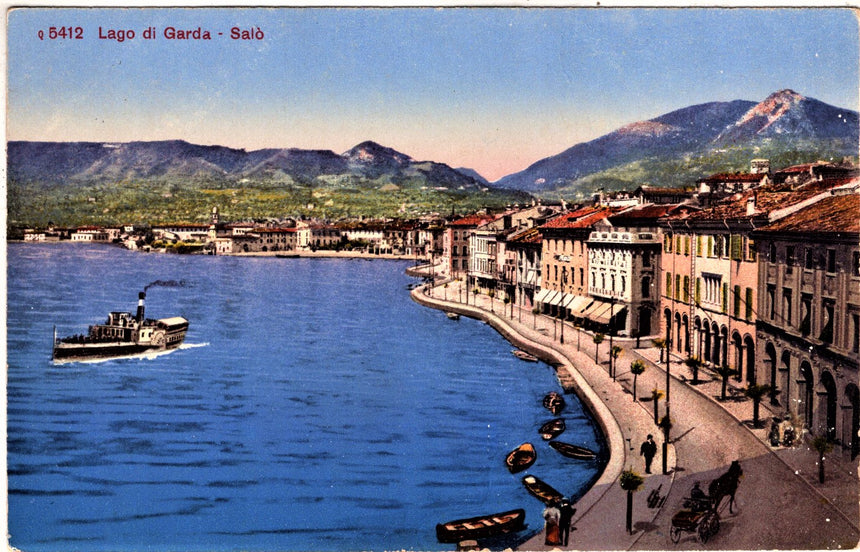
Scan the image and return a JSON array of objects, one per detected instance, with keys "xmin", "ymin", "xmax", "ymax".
[
  {"xmin": 545, "ymin": 290, "xmax": 564, "ymax": 307},
  {"xmin": 584, "ymin": 300, "xmax": 614, "ymax": 324},
  {"xmin": 535, "ymin": 288, "xmax": 552, "ymax": 304},
  {"xmin": 566, "ymin": 295, "xmax": 592, "ymax": 314}
]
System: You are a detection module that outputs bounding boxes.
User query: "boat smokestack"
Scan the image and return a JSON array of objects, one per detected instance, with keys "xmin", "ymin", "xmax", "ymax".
[{"xmin": 136, "ymin": 292, "xmax": 146, "ymax": 322}]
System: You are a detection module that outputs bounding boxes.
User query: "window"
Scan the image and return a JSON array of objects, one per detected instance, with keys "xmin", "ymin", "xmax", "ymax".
[
  {"xmin": 642, "ymin": 276, "xmax": 651, "ymax": 298},
  {"xmin": 745, "ymin": 288, "xmax": 754, "ymax": 321},
  {"xmin": 683, "ymin": 276, "xmax": 690, "ymax": 303},
  {"xmin": 854, "ymin": 252, "xmax": 860, "ymax": 277},
  {"xmin": 800, "ymin": 294, "xmax": 812, "ymax": 336},
  {"xmin": 768, "ymin": 242, "xmax": 777, "ymax": 263},
  {"xmin": 852, "ymin": 313, "xmax": 860, "ymax": 353},
  {"xmin": 676, "ymin": 235, "xmax": 682, "ymax": 254},
  {"xmin": 820, "ymin": 300, "xmax": 835, "ymax": 344},
  {"xmin": 695, "ymin": 277, "xmax": 702, "ymax": 305},
  {"xmin": 666, "ymin": 272, "xmax": 672, "ymax": 297},
  {"xmin": 684, "ymin": 236, "xmax": 690, "ymax": 255},
  {"xmin": 643, "ymin": 250, "xmax": 652, "ymax": 267},
  {"xmin": 826, "ymin": 249, "xmax": 836, "ymax": 273},
  {"xmin": 733, "ymin": 285, "xmax": 742, "ymax": 318},
  {"xmin": 675, "ymin": 274, "xmax": 681, "ymax": 301},
  {"xmin": 722, "ymin": 283, "xmax": 728, "ymax": 313},
  {"xmin": 804, "ymin": 248, "xmax": 814, "ymax": 270},
  {"xmin": 696, "ymin": 236, "xmax": 703, "ymax": 257},
  {"xmin": 730, "ymin": 235, "xmax": 742, "ymax": 261},
  {"xmin": 664, "ymin": 235, "xmax": 672, "ymax": 253},
  {"xmin": 707, "ymin": 236, "xmax": 714, "ymax": 257},
  {"xmin": 767, "ymin": 284, "xmax": 775, "ymax": 320},
  {"xmin": 786, "ymin": 246, "xmax": 796, "ymax": 266},
  {"xmin": 782, "ymin": 288, "xmax": 793, "ymax": 326},
  {"xmin": 702, "ymin": 273, "xmax": 721, "ymax": 307}
]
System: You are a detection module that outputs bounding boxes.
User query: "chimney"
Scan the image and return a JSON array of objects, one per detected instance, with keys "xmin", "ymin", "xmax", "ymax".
[
  {"xmin": 746, "ymin": 193, "xmax": 757, "ymax": 216},
  {"xmin": 136, "ymin": 292, "xmax": 146, "ymax": 322}
]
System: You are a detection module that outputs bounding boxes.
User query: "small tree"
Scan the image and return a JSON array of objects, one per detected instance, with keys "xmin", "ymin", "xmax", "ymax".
[
  {"xmin": 743, "ymin": 383, "xmax": 773, "ymax": 428},
  {"xmin": 812, "ymin": 434, "xmax": 834, "ymax": 484},
  {"xmin": 472, "ymin": 287, "xmax": 479, "ymax": 306},
  {"xmin": 503, "ymin": 295, "xmax": 511, "ymax": 318},
  {"xmin": 592, "ymin": 333, "xmax": 605, "ymax": 363},
  {"xmin": 532, "ymin": 306, "xmax": 540, "ymax": 329},
  {"xmin": 684, "ymin": 356, "xmax": 703, "ymax": 385},
  {"xmin": 488, "ymin": 289, "xmax": 495, "ymax": 313},
  {"xmin": 443, "ymin": 282, "xmax": 448, "ymax": 300},
  {"xmin": 620, "ymin": 468, "xmax": 645, "ymax": 534},
  {"xmin": 650, "ymin": 388, "xmax": 664, "ymax": 424},
  {"xmin": 714, "ymin": 365, "xmax": 739, "ymax": 401},
  {"xmin": 652, "ymin": 338, "xmax": 666, "ymax": 362},
  {"xmin": 610, "ymin": 345, "xmax": 623, "ymax": 379},
  {"xmin": 630, "ymin": 360, "xmax": 646, "ymax": 402}
]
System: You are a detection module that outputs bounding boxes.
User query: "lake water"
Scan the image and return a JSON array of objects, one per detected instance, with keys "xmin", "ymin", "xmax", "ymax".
[{"xmin": 7, "ymin": 242, "xmax": 604, "ymax": 551}]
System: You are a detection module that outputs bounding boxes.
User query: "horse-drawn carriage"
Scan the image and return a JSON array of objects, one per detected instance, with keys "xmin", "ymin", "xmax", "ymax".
[{"xmin": 670, "ymin": 460, "xmax": 742, "ymax": 545}]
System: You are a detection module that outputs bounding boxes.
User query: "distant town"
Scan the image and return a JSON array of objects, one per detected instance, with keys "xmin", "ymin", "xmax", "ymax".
[{"xmin": 17, "ymin": 156, "xmax": 860, "ymax": 460}]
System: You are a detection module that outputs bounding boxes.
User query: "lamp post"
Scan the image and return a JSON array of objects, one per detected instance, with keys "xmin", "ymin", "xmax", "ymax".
[
  {"xmin": 663, "ymin": 334, "xmax": 671, "ymax": 475},
  {"xmin": 608, "ymin": 297, "xmax": 616, "ymax": 379}
]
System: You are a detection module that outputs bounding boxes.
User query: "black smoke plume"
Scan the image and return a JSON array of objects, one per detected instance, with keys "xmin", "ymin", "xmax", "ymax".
[{"xmin": 144, "ymin": 280, "xmax": 188, "ymax": 292}]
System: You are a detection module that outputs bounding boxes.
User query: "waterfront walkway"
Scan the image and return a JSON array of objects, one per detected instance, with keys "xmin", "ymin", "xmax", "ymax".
[{"xmin": 411, "ymin": 278, "xmax": 859, "ymax": 550}]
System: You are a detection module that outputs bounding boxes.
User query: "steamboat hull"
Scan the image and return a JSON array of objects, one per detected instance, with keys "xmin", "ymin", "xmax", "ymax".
[{"xmin": 52, "ymin": 340, "xmax": 183, "ymax": 361}]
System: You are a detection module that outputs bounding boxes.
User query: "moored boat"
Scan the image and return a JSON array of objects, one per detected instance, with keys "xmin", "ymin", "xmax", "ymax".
[
  {"xmin": 435, "ymin": 508, "xmax": 526, "ymax": 543},
  {"xmin": 505, "ymin": 442, "xmax": 536, "ymax": 473},
  {"xmin": 539, "ymin": 418, "xmax": 566, "ymax": 440},
  {"xmin": 542, "ymin": 391, "xmax": 566, "ymax": 414},
  {"xmin": 446, "ymin": 312, "xmax": 460, "ymax": 320},
  {"xmin": 549, "ymin": 440, "xmax": 596, "ymax": 460},
  {"xmin": 512, "ymin": 349, "xmax": 538, "ymax": 362},
  {"xmin": 522, "ymin": 475, "xmax": 564, "ymax": 505},
  {"xmin": 52, "ymin": 291, "xmax": 188, "ymax": 362}
]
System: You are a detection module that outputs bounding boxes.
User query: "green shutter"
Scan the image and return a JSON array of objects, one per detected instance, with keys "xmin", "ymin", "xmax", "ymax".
[
  {"xmin": 695, "ymin": 278, "xmax": 701, "ymax": 305},
  {"xmin": 707, "ymin": 236, "xmax": 714, "ymax": 257},
  {"xmin": 675, "ymin": 274, "xmax": 681, "ymax": 300},
  {"xmin": 696, "ymin": 236, "xmax": 703, "ymax": 256},
  {"xmin": 666, "ymin": 272, "xmax": 672, "ymax": 297},
  {"xmin": 722, "ymin": 283, "xmax": 728, "ymax": 313},
  {"xmin": 730, "ymin": 235, "xmax": 742, "ymax": 260},
  {"xmin": 746, "ymin": 288, "xmax": 754, "ymax": 320},
  {"xmin": 733, "ymin": 285, "xmax": 741, "ymax": 317},
  {"xmin": 683, "ymin": 276, "xmax": 690, "ymax": 303},
  {"xmin": 684, "ymin": 236, "xmax": 690, "ymax": 255}
]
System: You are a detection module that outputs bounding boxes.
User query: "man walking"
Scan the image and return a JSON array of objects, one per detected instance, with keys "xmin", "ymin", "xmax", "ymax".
[
  {"xmin": 559, "ymin": 498, "xmax": 575, "ymax": 546},
  {"xmin": 640, "ymin": 434, "xmax": 657, "ymax": 474}
]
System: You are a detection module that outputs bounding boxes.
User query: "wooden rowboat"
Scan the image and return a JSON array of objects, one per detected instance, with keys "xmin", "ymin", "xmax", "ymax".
[
  {"xmin": 505, "ymin": 442, "xmax": 536, "ymax": 473},
  {"xmin": 446, "ymin": 312, "xmax": 460, "ymax": 320},
  {"xmin": 512, "ymin": 349, "xmax": 538, "ymax": 362},
  {"xmin": 522, "ymin": 475, "xmax": 565, "ymax": 505},
  {"xmin": 539, "ymin": 418, "xmax": 566, "ymax": 440},
  {"xmin": 549, "ymin": 440, "xmax": 596, "ymax": 460},
  {"xmin": 435, "ymin": 508, "xmax": 526, "ymax": 543},
  {"xmin": 542, "ymin": 391, "xmax": 566, "ymax": 414}
]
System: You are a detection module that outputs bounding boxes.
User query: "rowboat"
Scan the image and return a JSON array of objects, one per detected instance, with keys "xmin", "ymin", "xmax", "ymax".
[
  {"xmin": 539, "ymin": 418, "xmax": 566, "ymax": 440},
  {"xmin": 435, "ymin": 508, "xmax": 526, "ymax": 543},
  {"xmin": 446, "ymin": 312, "xmax": 460, "ymax": 320},
  {"xmin": 549, "ymin": 440, "xmax": 596, "ymax": 460},
  {"xmin": 512, "ymin": 349, "xmax": 538, "ymax": 362},
  {"xmin": 542, "ymin": 391, "xmax": 566, "ymax": 414},
  {"xmin": 505, "ymin": 442, "xmax": 536, "ymax": 473},
  {"xmin": 522, "ymin": 475, "xmax": 565, "ymax": 505}
]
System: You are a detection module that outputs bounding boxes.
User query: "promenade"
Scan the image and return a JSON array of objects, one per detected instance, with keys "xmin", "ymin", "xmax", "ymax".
[{"xmin": 412, "ymin": 276, "xmax": 859, "ymax": 550}]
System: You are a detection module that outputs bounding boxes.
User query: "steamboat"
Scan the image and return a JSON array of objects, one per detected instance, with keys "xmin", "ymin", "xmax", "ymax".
[{"xmin": 52, "ymin": 291, "xmax": 189, "ymax": 362}]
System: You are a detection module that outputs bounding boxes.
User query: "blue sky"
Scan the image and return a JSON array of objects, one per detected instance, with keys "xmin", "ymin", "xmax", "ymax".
[{"xmin": 7, "ymin": 7, "xmax": 859, "ymax": 181}]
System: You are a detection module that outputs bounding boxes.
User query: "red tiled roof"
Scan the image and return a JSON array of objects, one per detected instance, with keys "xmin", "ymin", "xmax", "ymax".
[
  {"xmin": 609, "ymin": 204, "xmax": 688, "ymax": 222},
  {"xmin": 540, "ymin": 206, "xmax": 607, "ymax": 229},
  {"xmin": 449, "ymin": 215, "xmax": 496, "ymax": 227},
  {"xmin": 507, "ymin": 227, "xmax": 542, "ymax": 244},
  {"xmin": 697, "ymin": 172, "xmax": 765, "ymax": 183},
  {"xmin": 760, "ymin": 194, "xmax": 860, "ymax": 234},
  {"xmin": 254, "ymin": 227, "xmax": 297, "ymax": 233},
  {"xmin": 673, "ymin": 178, "xmax": 856, "ymax": 221}
]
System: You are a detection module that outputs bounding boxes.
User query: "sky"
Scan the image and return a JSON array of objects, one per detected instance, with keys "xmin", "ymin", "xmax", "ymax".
[{"xmin": 6, "ymin": 7, "xmax": 859, "ymax": 182}]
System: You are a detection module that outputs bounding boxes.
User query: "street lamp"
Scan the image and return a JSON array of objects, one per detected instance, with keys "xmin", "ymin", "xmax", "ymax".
[
  {"xmin": 663, "ymin": 334, "xmax": 671, "ymax": 475},
  {"xmin": 608, "ymin": 297, "xmax": 616, "ymax": 379}
]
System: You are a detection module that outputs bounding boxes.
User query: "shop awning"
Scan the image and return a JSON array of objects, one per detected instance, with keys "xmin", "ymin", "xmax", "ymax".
[
  {"xmin": 566, "ymin": 295, "xmax": 593, "ymax": 314},
  {"xmin": 535, "ymin": 288, "xmax": 552, "ymax": 304},
  {"xmin": 583, "ymin": 300, "xmax": 613, "ymax": 324},
  {"xmin": 545, "ymin": 290, "xmax": 564, "ymax": 307}
]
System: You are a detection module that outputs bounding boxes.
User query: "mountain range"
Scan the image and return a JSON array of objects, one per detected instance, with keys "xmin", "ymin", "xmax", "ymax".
[
  {"xmin": 495, "ymin": 89, "xmax": 858, "ymax": 193},
  {"xmin": 7, "ymin": 139, "xmax": 489, "ymax": 193}
]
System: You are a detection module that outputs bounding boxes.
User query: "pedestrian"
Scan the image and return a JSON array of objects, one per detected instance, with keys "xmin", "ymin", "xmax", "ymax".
[
  {"xmin": 640, "ymin": 434, "xmax": 657, "ymax": 474},
  {"xmin": 543, "ymin": 500, "xmax": 562, "ymax": 546},
  {"xmin": 558, "ymin": 498, "xmax": 575, "ymax": 546}
]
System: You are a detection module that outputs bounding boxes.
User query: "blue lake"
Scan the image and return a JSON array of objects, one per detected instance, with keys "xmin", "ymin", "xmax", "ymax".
[{"xmin": 7, "ymin": 242, "xmax": 604, "ymax": 551}]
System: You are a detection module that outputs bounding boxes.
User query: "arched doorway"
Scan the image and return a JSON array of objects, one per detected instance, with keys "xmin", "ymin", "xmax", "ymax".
[
  {"xmin": 799, "ymin": 361, "xmax": 814, "ymax": 429},
  {"xmin": 731, "ymin": 331, "xmax": 743, "ymax": 380},
  {"xmin": 744, "ymin": 335, "xmax": 756, "ymax": 384},
  {"xmin": 674, "ymin": 312, "xmax": 682, "ymax": 353},
  {"xmin": 638, "ymin": 306, "xmax": 652, "ymax": 337},
  {"xmin": 764, "ymin": 342, "xmax": 778, "ymax": 405},
  {"xmin": 818, "ymin": 371, "xmax": 837, "ymax": 442},
  {"xmin": 703, "ymin": 322, "xmax": 712, "ymax": 365},
  {"xmin": 843, "ymin": 384, "xmax": 859, "ymax": 459},
  {"xmin": 682, "ymin": 315, "xmax": 690, "ymax": 354},
  {"xmin": 780, "ymin": 351, "xmax": 792, "ymax": 414},
  {"xmin": 664, "ymin": 309, "xmax": 673, "ymax": 347}
]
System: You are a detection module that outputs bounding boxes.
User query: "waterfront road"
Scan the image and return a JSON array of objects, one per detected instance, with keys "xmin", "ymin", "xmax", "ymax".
[{"xmin": 411, "ymin": 278, "xmax": 859, "ymax": 550}]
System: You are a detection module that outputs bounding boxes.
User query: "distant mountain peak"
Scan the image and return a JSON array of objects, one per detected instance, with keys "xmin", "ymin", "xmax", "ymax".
[
  {"xmin": 736, "ymin": 88, "xmax": 805, "ymax": 128},
  {"xmin": 343, "ymin": 141, "xmax": 412, "ymax": 165}
]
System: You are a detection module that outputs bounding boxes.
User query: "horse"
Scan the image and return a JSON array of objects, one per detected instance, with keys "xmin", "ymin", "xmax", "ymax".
[{"xmin": 708, "ymin": 460, "xmax": 743, "ymax": 514}]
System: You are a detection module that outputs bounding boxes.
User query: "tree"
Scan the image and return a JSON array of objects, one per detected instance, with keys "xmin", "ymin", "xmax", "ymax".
[
  {"xmin": 812, "ymin": 434, "xmax": 834, "ymax": 484},
  {"xmin": 714, "ymin": 365, "xmax": 739, "ymax": 401},
  {"xmin": 592, "ymin": 333, "xmax": 605, "ymax": 363},
  {"xmin": 652, "ymin": 338, "xmax": 666, "ymax": 362},
  {"xmin": 610, "ymin": 345, "xmax": 623, "ymax": 379},
  {"xmin": 443, "ymin": 282, "xmax": 448, "ymax": 300},
  {"xmin": 503, "ymin": 295, "xmax": 511, "ymax": 318},
  {"xmin": 532, "ymin": 306, "xmax": 540, "ymax": 329},
  {"xmin": 684, "ymin": 356, "xmax": 703, "ymax": 385},
  {"xmin": 488, "ymin": 289, "xmax": 495, "ymax": 313},
  {"xmin": 630, "ymin": 360, "xmax": 646, "ymax": 402},
  {"xmin": 650, "ymin": 388, "xmax": 664, "ymax": 424},
  {"xmin": 619, "ymin": 468, "xmax": 645, "ymax": 534},
  {"xmin": 743, "ymin": 383, "xmax": 773, "ymax": 428}
]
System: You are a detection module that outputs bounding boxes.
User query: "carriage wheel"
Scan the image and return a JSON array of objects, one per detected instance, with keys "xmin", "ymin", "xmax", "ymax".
[
  {"xmin": 697, "ymin": 520, "xmax": 710, "ymax": 544},
  {"xmin": 670, "ymin": 525, "xmax": 682, "ymax": 544}
]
